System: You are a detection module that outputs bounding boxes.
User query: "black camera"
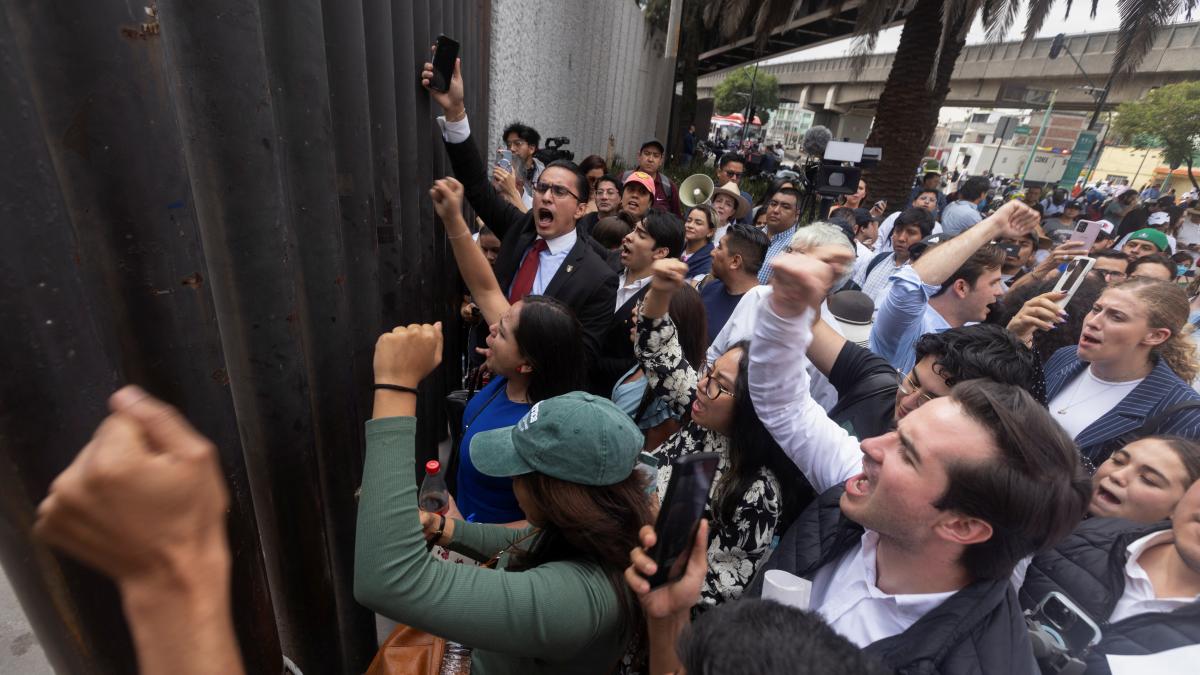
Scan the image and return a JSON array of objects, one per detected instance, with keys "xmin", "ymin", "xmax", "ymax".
[{"xmin": 535, "ymin": 136, "xmax": 574, "ymax": 164}]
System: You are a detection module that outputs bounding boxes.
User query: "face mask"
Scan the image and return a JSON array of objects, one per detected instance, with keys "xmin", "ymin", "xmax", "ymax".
[{"xmin": 1179, "ymin": 265, "xmax": 1191, "ymax": 277}]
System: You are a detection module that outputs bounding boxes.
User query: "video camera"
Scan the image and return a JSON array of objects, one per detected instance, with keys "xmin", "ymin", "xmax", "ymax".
[
  {"xmin": 535, "ymin": 136, "xmax": 574, "ymax": 164},
  {"xmin": 793, "ymin": 126, "xmax": 881, "ymax": 220}
]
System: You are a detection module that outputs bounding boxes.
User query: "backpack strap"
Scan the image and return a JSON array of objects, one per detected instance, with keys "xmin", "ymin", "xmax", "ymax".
[{"xmin": 863, "ymin": 251, "xmax": 893, "ymax": 281}]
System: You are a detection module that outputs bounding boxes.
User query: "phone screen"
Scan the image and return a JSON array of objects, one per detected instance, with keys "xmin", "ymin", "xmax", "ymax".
[
  {"xmin": 430, "ymin": 35, "xmax": 460, "ymax": 93},
  {"xmin": 646, "ymin": 453, "xmax": 720, "ymax": 588}
]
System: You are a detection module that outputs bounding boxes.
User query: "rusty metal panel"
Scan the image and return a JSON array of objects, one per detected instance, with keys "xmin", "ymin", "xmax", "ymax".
[{"xmin": 0, "ymin": 0, "xmax": 490, "ymax": 673}]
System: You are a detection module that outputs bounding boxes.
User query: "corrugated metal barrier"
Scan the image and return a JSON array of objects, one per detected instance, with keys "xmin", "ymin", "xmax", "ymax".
[{"xmin": 0, "ymin": 1, "xmax": 490, "ymax": 672}]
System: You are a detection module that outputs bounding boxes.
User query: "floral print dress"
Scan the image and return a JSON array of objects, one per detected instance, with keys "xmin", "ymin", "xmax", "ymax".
[{"xmin": 636, "ymin": 315, "xmax": 783, "ymax": 610}]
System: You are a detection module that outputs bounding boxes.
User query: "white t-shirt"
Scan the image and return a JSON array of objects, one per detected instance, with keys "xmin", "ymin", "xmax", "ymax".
[
  {"xmin": 1177, "ymin": 219, "xmax": 1200, "ymax": 247},
  {"xmin": 1048, "ymin": 367, "xmax": 1145, "ymax": 440}
]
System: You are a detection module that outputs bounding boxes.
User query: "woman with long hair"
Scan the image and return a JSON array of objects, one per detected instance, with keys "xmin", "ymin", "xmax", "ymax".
[
  {"xmin": 1044, "ymin": 278, "xmax": 1200, "ymax": 468},
  {"xmin": 433, "ymin": 177, "xmax": 586, "ymax": 525},
  {"xmin": 357, "ymin": 324, "xmax": 653, "ymax": 674},
  {"xmin": 633, "ymin": 258, "xmax": 812, "ymax": 610},
  {"xmin": 1088, "ymin": 435, "xmax": 1200, "ymax": 522},
  {"xmin": 680, "ymin": 205, "xmax": 717, "ymax": 279}
]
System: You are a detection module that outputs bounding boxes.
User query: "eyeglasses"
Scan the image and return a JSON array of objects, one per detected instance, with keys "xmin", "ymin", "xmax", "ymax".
[
  {"xmin": 533, "ymin": 181, "xmax": 581, "ymax": 201},
  {"xmin": 506, "ymin": 138, "xmax": 528, "ymax": 150},
  {"xmin": 699, "ymin": 365, "xmax": 735, "ymax": 401},
  {"xmin": 767, "ymin": 200, "xmax": 796, "ymax": 211},
  {"xmin": 896, "ymin": 368, "xmax": 938, "ymax": 404},
  {"xmin": 722, "ymin": 169, "xmax": 743, "ymax": 179},
  {"xmin": 1097, "ymin": 269, "xmax": 1127, "ymax": 281}
]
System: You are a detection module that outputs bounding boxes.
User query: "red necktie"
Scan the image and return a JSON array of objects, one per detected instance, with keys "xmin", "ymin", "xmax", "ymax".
[{"xmin": 508, "ymin": 239, "xmax": 549, "ymax": 302}]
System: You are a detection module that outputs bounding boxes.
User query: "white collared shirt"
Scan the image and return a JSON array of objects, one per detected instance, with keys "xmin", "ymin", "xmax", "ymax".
[
  {"xmin": 512, "ymin": 229, "xmax": 576, "ymax": 298},
  {"xmin": 615, "ymin": 270, "xmax": 653, "ymax": 311},
  {"xmin": 810, "ymin": 531, "xmax": 956, "ymax": 647},
  {"xmin": 1109, "ymin": 531, "xmax": 1200, "ymax": 624}
]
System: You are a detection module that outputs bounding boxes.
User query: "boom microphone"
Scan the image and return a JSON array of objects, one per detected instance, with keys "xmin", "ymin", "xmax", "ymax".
[{"xmin": 802, "ymin": 125, "xmax": 832, "ymax": 158}]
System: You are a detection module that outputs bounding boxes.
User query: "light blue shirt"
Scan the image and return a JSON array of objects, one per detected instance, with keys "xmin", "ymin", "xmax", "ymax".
[
  {"xmin": 868, "ymin": 266, "xmax": 953, "ymax": 374},
  {"xmin": 940, "ymin": 200, "xmax": 984, "ymax": 236},
  {"xmin": 507, "ymin": 228, "xmax": 577, "ymax": 297},
  {"xmin": 758, "ymin": 223, "xmax": 800, "ymax": 284}
]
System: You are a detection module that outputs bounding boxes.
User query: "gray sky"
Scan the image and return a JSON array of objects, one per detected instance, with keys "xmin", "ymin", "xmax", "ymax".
[{"xmin": 765, "ymin": 0, "xmax": 1193, "ymax": 64}]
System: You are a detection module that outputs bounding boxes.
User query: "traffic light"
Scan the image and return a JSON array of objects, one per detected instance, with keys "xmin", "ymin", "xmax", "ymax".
[{"xmin": 1049, "ymin": 33, "xmax": 1065, "ymax": 59}]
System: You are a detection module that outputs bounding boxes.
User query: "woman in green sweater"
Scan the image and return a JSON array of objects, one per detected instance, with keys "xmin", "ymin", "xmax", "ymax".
[{"xmin": 355, "ymin": 322, "xmax": 655, "ymax": 675}]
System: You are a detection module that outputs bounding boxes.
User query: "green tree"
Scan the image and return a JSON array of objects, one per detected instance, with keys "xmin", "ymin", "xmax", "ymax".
[
  {"xmin": 1114, "ymin": 81, "xmax": 1200, "ymax": 190},
  {"xmin": 713, "ymin": 66, "xmax": 779, "ymax": 125}
]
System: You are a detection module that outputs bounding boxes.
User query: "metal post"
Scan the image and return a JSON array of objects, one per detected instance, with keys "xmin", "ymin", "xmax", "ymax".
[
  {"xmin": 986, "ymin": 137, "xmax": 1004, "ymax": 175},
  {"xmin": 741, "ymin": 61, "xmax": 759, "ymax": 145},
  {"xmin": 1019, "ymin": 90, "xmax": 1057, "ymax": 189}
]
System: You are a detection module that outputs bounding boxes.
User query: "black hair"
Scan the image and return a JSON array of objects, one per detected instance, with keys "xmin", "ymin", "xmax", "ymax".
[
  {"xmin": 1129, "ymin": 253, "xmax": 1179, "ymax": 281},
  {"xmin": 931, "ymin": 244, "xmax": 1005, "ymax": 297},
  {"xmin": 916, "ymin": 187, "xmax": 941, "ymax": 199},
  {"xmin": 923, "ymin": 171, "xmax": 941, "ymax": 182},
  {"xmin": 756, "ymin": 176, "xmax": 797, "ymax": 207},
  {"xmin": 685, "ymin": 204, "xmax": 717, "ymax": 240},
  {"xmin": 959, "ymin": 176, "xmax": 990, "ymax": 201},
  {"xmin": 670, "ymin": 286, "xmax": 708, "ymax": 378},
  {"xmin": 894, "ymin": 207, "xmax": 935, "ymax": 238},
  {"xmin": 594, "ymin": 174, "xmax": 622, "ymax": 195},
  {"xmin": 721, "ymin": 223, "xmax": 769, "ymax": 275},
  {"xmin": 592, "ymin": 214, "xmax": 634, "ymax": 250},
  {"xmin": 1092, "ymin": 247, "xmax": 1129, "ymax": 265},
  {"xmin": 997, "ymin": 275, "xmax": 1105, "ymax": 364},
  {"xmin": 710, "ymin": 342, "xmax": 814, "ymax": 530},
  {"xmin": 513, "ymin": 296, "xmax": 587, "ymax": 403},
  {"xmin": 827, "ymin": 206, "xmax": 856, "ymax": 229},
  {"xmin": 914, "ymin": 323, "xmax": 1045, "ymax": 401},
  {"xmin": 774, "ymin": 187, "xmax": 803, "ymax": 205},
  {"xmin": 642, "ymin": 210, "xmax": 686, "ymax": 258},
  {"xmin": 578, "ymin": 154, "xmax": 607, "ymax": 176},
  {"xmin": 678, "ymin": 600, "xmax": 889, "ymax": 675},
  {"xmin": 478, "ymin": 224, "xmax": 497, "ymax": 240},
  {"xmin": 502, "ymin": 121, "xmax": 540, "ymax": 149},
  {"xmin": 936, "ymin": 380, "xmax": 1091, "ymax": 581},
  {"xmin": 543, "ymin": 159, "xmax": 590, "ymax": 203},
  {"xmin": 718, "ymin": 152, "xmax": 746, "ymax": 169}
]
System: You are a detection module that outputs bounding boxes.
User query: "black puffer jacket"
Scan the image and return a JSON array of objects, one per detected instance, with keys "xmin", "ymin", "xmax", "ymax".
[
  {"xmin": 1020, "ymin": 517, "xmax": 1200, "ymax": 674},
  {"xmin": 747, "ymin": 487, "xmax": 1038, "ymax": 675}
]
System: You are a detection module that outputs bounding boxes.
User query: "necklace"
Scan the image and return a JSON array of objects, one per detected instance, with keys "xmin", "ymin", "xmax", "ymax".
[{"xmin": 1055, "ymin": 368, "xmax": 1134, "ymax": 415}]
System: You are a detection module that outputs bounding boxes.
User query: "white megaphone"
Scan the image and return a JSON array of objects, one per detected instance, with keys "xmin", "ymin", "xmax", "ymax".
[{"xmin": 680, "ymin": 173, "xmax": 715, "ymax": 208}]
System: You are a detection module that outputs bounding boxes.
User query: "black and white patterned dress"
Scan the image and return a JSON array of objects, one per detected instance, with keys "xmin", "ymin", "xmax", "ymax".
[{"xmin": 636, "ymin": 315, "xmax": 783, "ymax": 610}]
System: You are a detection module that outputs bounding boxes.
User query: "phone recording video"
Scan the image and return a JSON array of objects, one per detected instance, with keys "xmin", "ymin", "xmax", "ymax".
[{"xmin": 645, "ymin": 453, "xmax": 719, "ymax": 589}]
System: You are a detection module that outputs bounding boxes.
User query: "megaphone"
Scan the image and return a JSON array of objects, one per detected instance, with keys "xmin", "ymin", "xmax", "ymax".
[{"xmin": 680, "ymin": 174, "xmax": 715, "ymax": 208}]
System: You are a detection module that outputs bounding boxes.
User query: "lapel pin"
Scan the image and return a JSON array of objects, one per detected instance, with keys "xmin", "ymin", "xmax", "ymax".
[{"xmin": 566, "ymin": 265, "xmax": 574, "ymax": 273}]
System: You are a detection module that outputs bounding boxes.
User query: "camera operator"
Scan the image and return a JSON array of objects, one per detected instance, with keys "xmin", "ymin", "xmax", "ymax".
[{"xmin": 1019, "ymin": 477, "xmax": 1200, "ymax": 672}]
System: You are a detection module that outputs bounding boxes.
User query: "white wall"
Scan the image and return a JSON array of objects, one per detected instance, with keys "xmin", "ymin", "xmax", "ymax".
[
  {"xmin": 948, "ymin": 142, "xmax": 1070, "ymax": 184},
  {"xmin": 486, "ymin": 0, "xmax": 677, "ymax": 166}
]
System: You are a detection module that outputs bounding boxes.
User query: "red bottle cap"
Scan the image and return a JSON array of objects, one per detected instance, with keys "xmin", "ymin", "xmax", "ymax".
[{"xmin": 425, "ymin": 460, "xmax": 441, "ymax": 475}]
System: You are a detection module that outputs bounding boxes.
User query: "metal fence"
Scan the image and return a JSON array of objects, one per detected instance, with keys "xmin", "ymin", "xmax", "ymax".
[{"xmin": 0, "ymin": 1, "xmax": 489, "ymax": 672}]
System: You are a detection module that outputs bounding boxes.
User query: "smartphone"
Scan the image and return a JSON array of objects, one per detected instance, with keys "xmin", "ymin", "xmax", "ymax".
[
  {"xmin": 1029, "ymin": 592, "xmax": 1102, "ymax": 654},
  {"xmin": 1067, "ymin": 219, "xmax": 1104, "ymax": 251},
  {"xmin": 997, "ymin": 242, "xmax": 1022, "ymax": 258},
  {"xmin": 429, "ymin": 35, "xmax": 459, "ymax": 93},
  {"xmin": 496, "ymin": 149, "xmax": 513, "ymax": 173},
  {"xmin": 1051, "ymin": 256, "xmax": 1096, "ymax": 308},
  {"xmin": 645, "ymin": 453, "xmax": 720, "ymax": 589}
]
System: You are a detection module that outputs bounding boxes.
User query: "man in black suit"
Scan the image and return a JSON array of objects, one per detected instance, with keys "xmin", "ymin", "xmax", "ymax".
[
  {"xmin": 420, "ymin": 55, "xmax": 616, "ymax": 361},
  {"xmin": 592, "ymin": 210, "xmax": 685, "ymax": 394}
]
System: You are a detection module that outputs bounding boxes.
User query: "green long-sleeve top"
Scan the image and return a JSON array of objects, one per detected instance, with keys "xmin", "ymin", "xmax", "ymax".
[{"xmin": 354, "ymin": 417, "xmax": 628, "ymax": 675}]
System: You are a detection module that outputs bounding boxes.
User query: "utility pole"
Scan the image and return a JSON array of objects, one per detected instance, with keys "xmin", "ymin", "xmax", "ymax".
[
  {"xmin": 1019, "ymin": 90, "xmax": 1056, "ymax": 189},
  {"xmin": 741, "ymin": 61, "xmax": 759, "ymax": 145}
]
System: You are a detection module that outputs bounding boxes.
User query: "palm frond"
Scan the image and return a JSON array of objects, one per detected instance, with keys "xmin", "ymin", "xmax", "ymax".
[
  {"xmin": 719, "ymin": 0, "xmax": 753, "ymax": 39},
  {"xmin": 983, "ymin": 0, "xmax": 1021, "ymax": 41},
  {"xmin": 751, "ymin": 0, "xmax": 801, "ymax": 51},
  {"xmin": 1110, "ymin": 0, "xmax": 1183, "ymax": 75},
  {"xmin": 848, "ymin": 0, "xmax": 908, "ymax": 77},
  {"xmin": 1022, "ymin": 0, "xmax": 1057, "ymax": 41},
  {"xmin": 1090, "ymin": 0, "xmax": 1101, "ymax": 18},
  {"xmin": 932, "ymin": 0, "xmax": 986, "ymax": 88}
]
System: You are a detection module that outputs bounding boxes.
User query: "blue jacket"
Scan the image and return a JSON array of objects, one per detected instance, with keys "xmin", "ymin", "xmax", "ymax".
[{"xmin": 1044, "ymin": 346, "xmax": 1200, "ymax": 465}]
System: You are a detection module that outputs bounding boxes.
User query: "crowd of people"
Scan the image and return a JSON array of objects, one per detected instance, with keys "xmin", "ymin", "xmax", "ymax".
[{"xmin": 29, "ymin": 55, "xmax": 1200, "ymax": 675}]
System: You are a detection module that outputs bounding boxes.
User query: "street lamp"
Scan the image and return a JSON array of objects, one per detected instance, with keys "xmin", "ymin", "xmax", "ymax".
[{"xmin": 1048, "ymin": 33, "xmax": 1111, "ymax": 131}]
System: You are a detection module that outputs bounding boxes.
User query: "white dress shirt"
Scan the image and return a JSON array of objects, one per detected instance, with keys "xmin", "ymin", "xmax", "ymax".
[
  {"xmin": 1108, "ymin": 530, "xmax": 1200, "ymax": 624},
  {"xmin": 615, "ymin": 270, "xmax": 653, "ymax": 311}
]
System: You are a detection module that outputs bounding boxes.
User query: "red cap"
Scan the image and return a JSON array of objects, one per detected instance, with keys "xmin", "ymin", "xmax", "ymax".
[{"xmin": 425, "ymin": 460, "xmax": 441, "ymax": 475}]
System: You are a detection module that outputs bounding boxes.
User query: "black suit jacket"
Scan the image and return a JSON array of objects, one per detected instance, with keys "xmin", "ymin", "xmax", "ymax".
[
  {"xmin": 589, "ymin": 283, "xmax": 651, "ymax": 395},
  {"xmin": 443, "ymin": 132, "xmax": 616, "ymax": 360}
]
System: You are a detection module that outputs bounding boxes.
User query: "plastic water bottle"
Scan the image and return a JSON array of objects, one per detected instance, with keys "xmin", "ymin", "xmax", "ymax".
[
  {"xmin": 440, "ymin": 641, "xmax": 472, "ymax": 674},
  {"xmin": 418, "ymin": 460, "xmax": 449, "ymax": 515}
]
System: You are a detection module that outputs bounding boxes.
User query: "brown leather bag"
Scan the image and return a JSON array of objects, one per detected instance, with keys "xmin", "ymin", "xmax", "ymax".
[{"xmin": 364, "ymin": 624, "xmax": 445, "ymax": 675}]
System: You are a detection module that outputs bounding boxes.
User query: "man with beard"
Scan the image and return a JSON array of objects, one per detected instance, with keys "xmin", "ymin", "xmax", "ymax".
[{"xmin": 420, "ymin": 55, "xmax": 616, "ymax": 360}]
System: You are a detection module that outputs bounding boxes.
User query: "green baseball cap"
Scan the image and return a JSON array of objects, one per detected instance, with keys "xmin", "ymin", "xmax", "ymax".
[
  {"xmin": 1128, "ymin": 228, "xmax": 1170, "ymax": 252},
  {"xmin": 470, "ymin": 392, "xmax": 643, "ymax": 486}
]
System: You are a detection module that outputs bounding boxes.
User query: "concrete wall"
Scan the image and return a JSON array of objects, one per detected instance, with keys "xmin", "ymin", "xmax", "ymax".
[
  {"xmin": 948, "ymin": 142, "xmax": 1071, "ymax": 184},
  {"xmin": 486, "ymin": 0, "xmax": 676, "ymax": 167}
]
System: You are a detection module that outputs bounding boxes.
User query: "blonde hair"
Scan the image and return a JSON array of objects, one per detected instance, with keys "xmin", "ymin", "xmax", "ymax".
[{"xmin": 1112, "ymin": 278, "xmax": 1199, "ymax": 382}]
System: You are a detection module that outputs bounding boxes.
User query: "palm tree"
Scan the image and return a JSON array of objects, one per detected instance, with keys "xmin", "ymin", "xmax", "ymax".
[
  {"xmin": 652, "ymin": 0, "xmax": 1197, "ymax": 209},
  {"xmin": 854, "ymin": 0, "xmax": 1198, "ymax": 212}
]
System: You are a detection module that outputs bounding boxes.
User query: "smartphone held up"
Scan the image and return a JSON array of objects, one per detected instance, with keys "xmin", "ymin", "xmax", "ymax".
[
  {"xmin": 429, "ymin": 35, "xmax": 460, "ymax": 93},
  {"xmin": 645, "ymin": 453, "xmax": 719, "ymax": 589}
]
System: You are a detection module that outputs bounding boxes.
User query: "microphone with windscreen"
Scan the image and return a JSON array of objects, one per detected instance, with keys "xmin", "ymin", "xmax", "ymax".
[{"xmin": 802, "ymin": 125, "xmax": 832, "ymax": 158}]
